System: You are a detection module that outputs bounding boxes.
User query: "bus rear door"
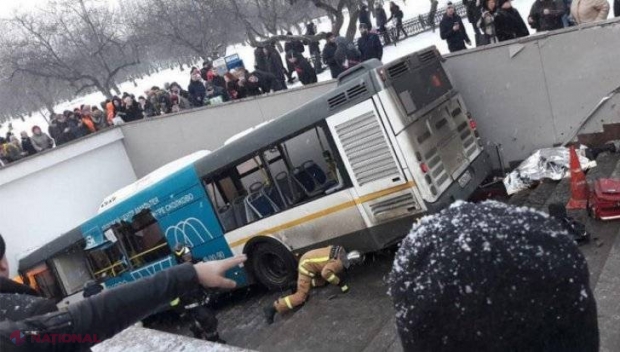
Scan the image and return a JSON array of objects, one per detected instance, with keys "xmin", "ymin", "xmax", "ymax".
[{"xmin": 326, "ymin": 99, "xmax": 422, "ymax": 226}]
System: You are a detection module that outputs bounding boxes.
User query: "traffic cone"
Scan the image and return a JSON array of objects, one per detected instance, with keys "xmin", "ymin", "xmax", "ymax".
[{"xmin": 566, "ymin": 146, "xmax": 589, "ymax": 210}]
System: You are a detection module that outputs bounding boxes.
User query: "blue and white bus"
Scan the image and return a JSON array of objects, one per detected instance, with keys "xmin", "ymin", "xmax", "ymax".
[{"xmin": 19, "ymin": 47, "xmax": 490, "ymax": 299}]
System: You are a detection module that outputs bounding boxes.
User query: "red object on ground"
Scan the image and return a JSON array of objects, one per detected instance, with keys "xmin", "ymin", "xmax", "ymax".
[
  {"xmin": 588, "ymin": 178, "xmax": 620, "ymax": 220},
  {"xmin": 566, "ymin": 146, "xmax": 589, "ymax": 210}
]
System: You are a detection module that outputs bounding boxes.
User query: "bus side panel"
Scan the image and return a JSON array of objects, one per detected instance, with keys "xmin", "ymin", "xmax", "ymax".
[
  {"xmin": 325, "ymin": 99, "xmax": 422, "ymax": 227},
  {"xmin": 154, "ymin": 183, "xmax": 248, "ymax": 286},
  {"xmin": 104, "ymin": 256, "xmax": 176, "ymax": 288}
]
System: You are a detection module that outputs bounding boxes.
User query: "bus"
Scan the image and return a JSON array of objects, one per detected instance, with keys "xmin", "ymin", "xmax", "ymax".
[{"xmin": 19, "ymin": 46, "xmax": 490, "ymax": 298}]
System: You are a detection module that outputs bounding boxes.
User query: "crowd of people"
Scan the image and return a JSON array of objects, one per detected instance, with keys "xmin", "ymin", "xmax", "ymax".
[
  {"xmin": 443, "ymin": 0, "xmax": 616, "ymax": 53},
  {"xmin": 2, "ymin": 0, "xmax": 617, "ymax": 166},
  {"xmin": 0, "ymin": 15, "xmax": 390, "ymax": 167}
]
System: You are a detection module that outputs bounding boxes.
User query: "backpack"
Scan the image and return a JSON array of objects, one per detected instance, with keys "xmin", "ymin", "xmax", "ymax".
[{"xmin": 396, "ymin": 9, "xmax": 404, "ymax": 19}]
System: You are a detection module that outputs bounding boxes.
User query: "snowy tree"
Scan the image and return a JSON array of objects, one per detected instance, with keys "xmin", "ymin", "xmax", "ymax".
[
  {"xmin": 127, "ymin": 0, "xmax": 241, "ymax": 62},
  {"xmin": 3, "ymin": 0, "xmax": 141, "ymax": 99}
]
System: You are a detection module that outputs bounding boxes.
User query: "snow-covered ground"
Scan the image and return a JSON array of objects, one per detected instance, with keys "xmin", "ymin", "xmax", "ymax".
[{"xmin": 1, "ymin": 0, "xmax": 536, "ymax": 137}]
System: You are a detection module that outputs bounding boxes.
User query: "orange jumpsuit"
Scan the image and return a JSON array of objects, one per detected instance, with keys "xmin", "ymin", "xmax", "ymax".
[{"xmin": 274, "ymin": 246, "xmax": 345, "ymax": 313}]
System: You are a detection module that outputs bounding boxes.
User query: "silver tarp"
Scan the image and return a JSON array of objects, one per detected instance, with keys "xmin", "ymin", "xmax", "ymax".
[{"xmin": 503, "ymin": 147, "xmax": 596, "ymax": 195}]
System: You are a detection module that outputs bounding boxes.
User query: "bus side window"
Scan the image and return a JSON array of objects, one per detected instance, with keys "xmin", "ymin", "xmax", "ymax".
[
  {"xmin": 264, "ymin": 125, "xmax": 345, "ymax": 209},
  {"xmin": 128, "ymin": 210, "xmax": 171, "ymax": 268},
  {"xmin": 204, "ymin": 124, "xmax": 350, "ymax": 233},
  {"xmin": 87, "ymin": 244, "xmax": 127, "ymax": 280}
]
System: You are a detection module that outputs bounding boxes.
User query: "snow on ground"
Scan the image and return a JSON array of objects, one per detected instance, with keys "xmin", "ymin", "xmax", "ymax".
[{"xmin": 1, "ymin": 0, "xmax": 535, "ymax": 137}]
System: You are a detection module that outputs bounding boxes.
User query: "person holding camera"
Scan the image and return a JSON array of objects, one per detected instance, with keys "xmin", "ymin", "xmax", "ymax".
[{"xmin": 440, "ymin": 2, "xmax": 472, "ymax": 52}]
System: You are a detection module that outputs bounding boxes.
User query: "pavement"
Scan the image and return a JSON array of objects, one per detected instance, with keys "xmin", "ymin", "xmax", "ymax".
[{"xmin": 152, "ymin": 250, "xmax": 403, "ymax": 352}]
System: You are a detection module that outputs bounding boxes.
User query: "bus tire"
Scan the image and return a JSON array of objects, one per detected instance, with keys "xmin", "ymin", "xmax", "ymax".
[{"xmin": 248, "ymin": 241, "xmax": 297, "ymax": 291}]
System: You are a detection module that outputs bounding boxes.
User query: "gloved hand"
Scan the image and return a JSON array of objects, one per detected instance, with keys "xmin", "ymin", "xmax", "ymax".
[{"xmin": 339, "ymin": 282, "xmax": 349, "ymax": 293}]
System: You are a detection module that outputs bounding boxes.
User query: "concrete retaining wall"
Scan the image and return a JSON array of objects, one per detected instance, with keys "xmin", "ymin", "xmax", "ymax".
[
  {"xmin": 443, "ymin": 18, "xmax": 620, "ymax": 167},
  {"xmin": 121, "ymin": 81, "xmax": 335, "ymax": 177},
  {"xmin": 0, "ymin": 129, "xmax": 137, "ymax": 275}
]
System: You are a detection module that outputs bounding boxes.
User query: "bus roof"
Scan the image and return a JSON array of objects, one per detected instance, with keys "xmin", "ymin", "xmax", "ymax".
[
  {"xmin": 194, "ymin": 59, "xmax": 383, "ymax": 178},
  {"xmin": 98, "ymin": 150, "xmax": 211, "ymax": 213},
  {"xmin": 18, "ymin": 227, "xmax": 83, "ymax": 271}
]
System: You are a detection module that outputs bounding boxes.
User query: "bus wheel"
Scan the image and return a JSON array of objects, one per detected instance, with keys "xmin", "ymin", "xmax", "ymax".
[{"xmin": 250, "ymin": 242, "xmax": 297, "ymax": 291}]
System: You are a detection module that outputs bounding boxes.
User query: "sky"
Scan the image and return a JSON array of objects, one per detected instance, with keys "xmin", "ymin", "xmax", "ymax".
[{"xmin": 0, "ymin": 0, "xmax": 121, "ymax": 18}]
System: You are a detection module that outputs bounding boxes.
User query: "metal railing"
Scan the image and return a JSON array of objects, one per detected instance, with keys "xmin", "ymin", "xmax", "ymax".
[{"xmin": 381, "ymin": 2, "xmax": 467, "ymax": 44}]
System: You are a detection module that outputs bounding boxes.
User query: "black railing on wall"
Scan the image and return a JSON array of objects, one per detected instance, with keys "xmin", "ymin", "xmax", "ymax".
[{"xmin": 381, "ymin": 2, "xmax": 467, "ymax": 44}]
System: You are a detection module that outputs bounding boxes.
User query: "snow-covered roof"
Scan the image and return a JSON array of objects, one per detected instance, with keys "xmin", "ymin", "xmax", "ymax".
[
  {"xmin": 224, "ymin": 120, "xmax": 273, "ymax": 145},
  {"xmin": 97, "ymin": 150, "xmax": 211, "ymax": 213}
]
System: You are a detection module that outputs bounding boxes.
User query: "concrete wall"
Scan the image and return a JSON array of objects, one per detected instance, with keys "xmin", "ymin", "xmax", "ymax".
[
  {"xmin": 443, "ymin": 18, "xmax": 620, "ymax": 167},
  {"xmin": 0, "ymin": 129, "xmax": 137, "ymax": 276},
  {"xmin": 121, "ymin": 81, "xmax": 336, "ymax": 177}
]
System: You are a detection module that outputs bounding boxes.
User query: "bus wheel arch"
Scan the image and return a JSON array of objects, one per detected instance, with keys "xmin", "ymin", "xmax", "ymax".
[{"xmin": 243, "ymin": 236, "xmax": 298, "ymax": 291}]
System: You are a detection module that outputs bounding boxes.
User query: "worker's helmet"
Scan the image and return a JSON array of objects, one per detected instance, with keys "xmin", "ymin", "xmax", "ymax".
[
  {"xmin": 334, "ymin": 246, "xmax": 364, "ymax": 269},
  {"xmin": 173, "ymin": 243, "xmax": 192, "ymax": 261},
  {"xmin": 344, "ymin": 250, "xmax": 364, "ymax": 268}
]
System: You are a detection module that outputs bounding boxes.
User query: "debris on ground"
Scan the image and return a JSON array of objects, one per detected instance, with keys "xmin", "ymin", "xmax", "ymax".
[{"xmin": 504, "ymin": 147, "xmax": 596, "ymax": 195}]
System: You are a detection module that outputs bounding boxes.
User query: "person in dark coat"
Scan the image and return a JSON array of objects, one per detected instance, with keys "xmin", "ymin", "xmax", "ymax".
[
  {"xmin": 322, "ymin": 33, "xmax": 345, "ymax": 79},
  {"xmin": 495, "ymin": 0, "xmax": 530, "ymax": 41},
  {"xmin": 49, "ymin": 113, "xmax": 78, "ymax": 146},
  {"xmin": 440, "ymin": 2, "xmax": 472, "ymax": 52},
  {"xmin": 428, "ymin": 0, "xmax": 440, "ymax": 32},
  {"xmin": 188, "ymin": 68, "xmax": 207, "ymax": 107},
  {"xmin": 0, "ymin": 234, "xmax": 58, "ymax": 322},
  {"xmin": 205, "ymin": 70, "xmax": 227, "ymax": 91},
  {"xmin": 376, "ymin": 3, "xmax": 391, "ymax": 44},
  {"xmin": 359, "ymin": 5, "xmax": 373, "ymax": 30},
  {"xmin": 304, "ymin": 23, "xmax": 324, "ymax": 74},
  {"xmin": 528, "ymin": 0, "xmax": 565, "ymax": 31},
  {"xmin": 615, "ymin": 0, "xmax": 620, "ymax": 16},
  {"xmin": 169, "ymin": 82, "xmax": 191, "ymax": 101},
  {"xmin": 390, "ymin": 201, "xmax": 599, "ymax": 352},
  {"xmin": 464, "ymin": 0, "xmax": 483, "ymax": 35},
  {"xmin": 0, "ymin": 255, "xmax": 246, "ymax": 352},
  {"xmin": 264, "ymin": 45, "xmax": 288, "ymax": 90},
  {"xmin": 19, "ymin": 131, "xmax": 37, "ymax": 156},
  {"xmin": 284, "ymin": 33, "xmax": 305, "ymax": 55},
  {"xmin": 357, "ymin": 24, "xmax": 383, "ymax": 61},
  {"xmin": 200, "ymin": 61, "xmax": 212, "ymax": 81},
  {"xmin": 123, "ymin": 96, "xmax": 143, "ymax": 122},
  {"xmin": 286, "ymin": 50, "xmax": 317, "ymax": 85},
  {"xmin": 244, "ymin": 70, "xmax": 285, "ymax": 95},
  {"xmin": 172, "ymin": 244, "xmax": 224, "ymax": 343},
  {"xmin": 335, "ymin": 36, "xmax": 362, "ymax": 69},
  {"xmin": 138, "ymin": 96, "xmax": 156, "ymax": 117},
  {"xmin": 254, "ymin": 47, "xmax": 269, "ymax": 72},
  {"xmin": 284, "ymin": 32, "xmax": 304, "ymax": 83},
  {"xmin": 387, "ymin": 2, "xmax": 408, "ymax": 40},
  {"xmin": 205, "ymin": 83, "xmax": 229, "ymax": 104}
]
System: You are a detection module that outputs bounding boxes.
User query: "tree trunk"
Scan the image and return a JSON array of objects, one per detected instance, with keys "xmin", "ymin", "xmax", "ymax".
[
  {"xmin": 95, "ymin": 81, "xmax": 113, "ymax": 100},
  {"xmin": 332, "ymin": 12, "xmax": 345, "ymax": 35},
  {"xmin": 111, "ymin": 84, "xmax": 121, "ymax": 96},
  {"xmin": 44, "ymin": 103, "xmax": 55, "ymax": 118},
  {"xmin": 39, "ymin": 111, "xmax": 51, "ymax": 125},
  {"xmin": 369, "ymin": 0, "xmax": 377, "ymax": 20},
  {"xmin": 345, "ymin": 8, "xmax": 360, "ymax": 41}
]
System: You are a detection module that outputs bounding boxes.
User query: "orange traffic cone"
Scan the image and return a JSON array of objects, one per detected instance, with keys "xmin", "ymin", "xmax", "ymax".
[{"xmin": 566, "ymin": 146, "xmax": 589, "ymax": 210}]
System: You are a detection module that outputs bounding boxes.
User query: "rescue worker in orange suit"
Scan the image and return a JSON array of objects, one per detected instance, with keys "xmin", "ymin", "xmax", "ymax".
[
  {"xmin": 172, "ymin": 243, "xmax": 224, "ymax": 343},
  {"xmin": 263, "ymin": 245, "xmax": 363, "ymax": 324}
]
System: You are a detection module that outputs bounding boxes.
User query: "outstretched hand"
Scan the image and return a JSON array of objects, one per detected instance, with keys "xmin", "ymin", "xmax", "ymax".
[{"xmin": 194, "ymin": 255, "xmax": 247, "ymax": 289}]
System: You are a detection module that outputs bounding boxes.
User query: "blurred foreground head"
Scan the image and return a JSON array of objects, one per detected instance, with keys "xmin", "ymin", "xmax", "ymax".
[{"xmin": 390, "ymin": 201, "xmax": 598, "ymax": 352}]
